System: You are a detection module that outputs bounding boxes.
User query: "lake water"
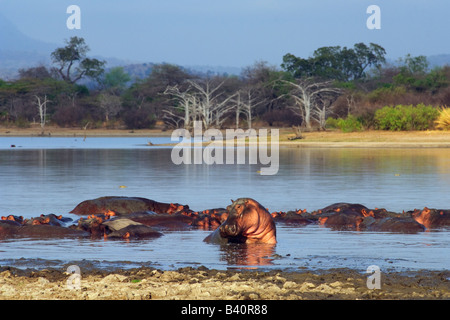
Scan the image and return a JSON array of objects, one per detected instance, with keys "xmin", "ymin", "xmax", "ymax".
[{"xmin": 0, "ymin": 136, "xmax": 449, "ymax": 273}]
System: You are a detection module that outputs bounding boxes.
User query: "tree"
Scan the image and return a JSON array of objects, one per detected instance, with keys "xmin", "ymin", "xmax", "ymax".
[
  {"xmin": 51, "ymin": 36, "xmax": 105, "ymax": 84},
  {"xmin": 102, "ymin": 67, "xmax": 131, "ymax": 94},
  {"xmin": 234, "ymin": 86, "xmax": 265, "ymax": 129},
  {"xmin": 163, "ymin": 84, "xmax": 196, "ymax": 129},
  {"xmin": 392, "ymin": 55, "xmax": 448, "ymax": 92},
  {"xmin": 351, "ymin": 43, "xmax": 386, "ymax": 80},
  {"xmin": 122, "ymin": 63, "xmax": 193, "ymax": 121},
  {"xmin": 18, "ymin": 66, "xmax": 52, "ymax": 80},
  {"xmin": 280, "ymin": 78, "xmax": 341, "ymax": 130},
  {"xmin": 240, "ymin": 61, "xmax": 287, "ymax": 126},
  {"xmin": 281, "ymin": 43, "xmax": 386, "ymax": 82},
  {"xmin": 163, "ymin": 77, "xmax": 239, "ymax": 129},
  {"xmin": 98, "ymin": 93, "xmax": 122, "ymax": 122},
  {"xmin": 398, "ymin": 54, "xmax": 429, "ymax": 75},
  {"xmin": 34, "ymin": 94, "xmax": 51, "ymax": 134},
  {"xmin": 187, "ymin": 77, "xmax": 237, "ymax": 129}
]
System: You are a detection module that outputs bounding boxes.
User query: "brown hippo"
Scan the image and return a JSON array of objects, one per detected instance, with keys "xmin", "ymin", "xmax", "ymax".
[
  {"xmin": 1, "ymin": 215, "xmax": 24, "ymax": 224},
  {"xmin": 75, "ymin": 215, "xmax": 106, "ymax": 237},
  {"xmin": 125, "ymin": 211, "xmax": 194, "ymax": 231},
  {"xmin": 101, "ymin": 218, "xmax": 163, "ymax": 240},
  {"xmin": 0, "ymin": 220, "xmax": 88, "ymax": 239},
  {"xmin": 0, "ymin": 220, "xmax": 22, "ymax": 238},
  {"xmin": 23, "ymin": 214, "xmax": 71, "ymax": 227},
  {"xmin": 272, "ymin": 210, "xmax": 316, "ymax": 226},
  {"xmin": 106, "ymin": 225, "xmax": 163, "ymax": 240},
  {"xmin": 70, "ymin": 196, "xmax": 190, "ymax": 216},
  {"xmin": 204, "ymin": 198, "xmax": 276, "ymax": 244},
  {"xmin": 16, "ymin": 225, "xmax": 89, "ymax": 238},
  {"xmin": 410, "ymin": 207, "xmax": 450, "ymax": 229},
  {"xmin": 359, "ymin": 216, "xmax": 425, "ymax": 233},
  {"xmin": 191, "ymin": 208, "xmax": 228, "ymax": 230},
  {"xmin": 315, "ymin": 203, "xmax": 368, "ymax": 230}
]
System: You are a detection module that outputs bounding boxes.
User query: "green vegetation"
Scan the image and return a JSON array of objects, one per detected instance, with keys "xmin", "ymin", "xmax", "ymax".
[
  {"xmin": 326, "ymin": 115, "xmax": 363, "ymax": 132},
  {"xmin": 374, "ymin": 104, "xmax": 439, "ymax": 131},
  {"xmin": 435, "ymin": 107, "xmax": 450, "ymax": 130},
  {"xmin": 1, "ymin": 37, "xmax": 450, "ymax": 131}
]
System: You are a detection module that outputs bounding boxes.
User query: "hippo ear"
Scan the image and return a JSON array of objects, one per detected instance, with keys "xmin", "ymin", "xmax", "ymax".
[{"xmin": 230, "ymin": 199, "xmax": 234, "ymax": 203}]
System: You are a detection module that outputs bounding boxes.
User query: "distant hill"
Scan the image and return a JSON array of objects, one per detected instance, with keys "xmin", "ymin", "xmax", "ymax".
[
  {"xmin": 0, "ymin": 14, "xmax": 55, "ymax": 78},
  {"xmin": 184, "ymin": 65, "xmax": 243, "ymax": 76},
  {"xmin": 428, "ymin": 54, "xmax": 450, "ymax": 68}
]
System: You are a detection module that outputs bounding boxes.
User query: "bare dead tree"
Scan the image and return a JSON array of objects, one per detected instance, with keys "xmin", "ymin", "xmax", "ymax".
[
  {"xmin": 187, "ymin": 78, "xmax": 236, "ymax": 129},
  {"xmin": 163, "ymin": 84, "xmax": 197, "ymax": 129},
  {"xmin": 239, "ymin": 87, "xmax": 266, "ymax": 129},
  {"xmin": 280, "ymin": 78, "xmax": 341, "ymax": 130},
  {"xmin": 98, "ymin": 93, "xmax": 122, "ymax": 122},
  {"xmin": 34, "ymin": 95, "xmax": 51, "ymax": 135},
  {"xmin": 311, "ymin": 92, "xmax": 340, "ymax": 130},
  {"xmin": 162, "ymin": 109, "xmax": 186, "ymax": 128}
]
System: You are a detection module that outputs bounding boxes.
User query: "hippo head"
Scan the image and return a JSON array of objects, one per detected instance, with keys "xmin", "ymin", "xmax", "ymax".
[{"xmin": 219, "ymin": 198, "xmax": 276, "ymax": 244}]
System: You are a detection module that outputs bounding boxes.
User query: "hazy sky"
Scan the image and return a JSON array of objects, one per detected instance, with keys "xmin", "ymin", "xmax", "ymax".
[{"xmin": 1, "ymin": 0, "xmax": 449, "ymax": 67}]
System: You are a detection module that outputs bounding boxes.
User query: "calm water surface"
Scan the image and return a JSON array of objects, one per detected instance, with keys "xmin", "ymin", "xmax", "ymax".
[{"xmin": 0, "ymin": 136, "xmax": 449, "ymax": 272}]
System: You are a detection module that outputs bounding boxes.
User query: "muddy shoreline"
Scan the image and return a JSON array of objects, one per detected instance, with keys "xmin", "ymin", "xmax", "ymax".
[{"xmin": 1, "ymin": 262, "xmax": 449, "ymax": 300}]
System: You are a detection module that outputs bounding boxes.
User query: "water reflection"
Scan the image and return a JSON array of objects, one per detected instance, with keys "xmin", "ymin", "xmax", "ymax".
[{"xmin": 218, "ymin": 243, "xmax": 276, "ymax": 268}]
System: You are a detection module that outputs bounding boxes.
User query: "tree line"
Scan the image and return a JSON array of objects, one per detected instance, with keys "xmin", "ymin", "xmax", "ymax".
[{"xmin": 1, "ymin": 36, "xmax": 449, "ymax": 132}]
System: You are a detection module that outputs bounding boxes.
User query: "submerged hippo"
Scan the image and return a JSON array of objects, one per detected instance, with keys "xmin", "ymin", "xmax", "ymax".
[
  {"xmin": 70, "ymin": 196, "xmax": 190, "ymax": 216},
  {"xmin": 0, "ymin": 220, "xmax": 88, "ymax": 239},
  {"xmin": 23, "ymin": 214, "xmax": 71, "ymax": 227},
  {"xmin": 102, "ymin": 218, "xmax": 163, "ymax": 240},
  {"xmin": 359, "ymin": 216, "xmax": 425, "ymax": 233},
  {"xmin": 204, "ymin": 198, "xmax": 276, "ymax": 244},
  {"xmin": 315, "ymin": 203, "xmax": 368, "ymax": 230},
  {"xmin": 410, "ymin": 207, "xmax": 450, "ymax": 229}
]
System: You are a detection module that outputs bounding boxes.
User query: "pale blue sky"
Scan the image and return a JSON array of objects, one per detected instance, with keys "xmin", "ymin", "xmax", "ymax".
[{"xmin": 1, "ymin": 0, "xmax": 449, "ymax": 67}]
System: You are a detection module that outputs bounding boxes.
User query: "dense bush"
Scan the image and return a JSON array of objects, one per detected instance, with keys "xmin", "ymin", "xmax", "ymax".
[
  {"xmin": 326, "ymin": 115, "xmax": 362, "ymax": 132},
  {"xmin": 122, "ymin": 108, "xmax": 156, "ymax": 129},
  {"xmin": 51, "ymin": 106, "xmax": 85, "ymax": 127},
  {"xmin": 374, "ymin": 104, "xmax": 439, "ymax": 131}
]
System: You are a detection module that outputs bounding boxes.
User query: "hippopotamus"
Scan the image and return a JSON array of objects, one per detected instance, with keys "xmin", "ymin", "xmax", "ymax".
[
  {"xmin": 125, "ymin": 211, "xmax": 194, "ymax": 231},
  {"xmin": 106, "ymin": 224, "xmax": 163, "ymax": 240},
  {"xmin": 410, "ymin": 207, "xmax": 450, "ymax": 229},
  {"xmin": 70, "ymin": 196, "xmax": 190, "ymax": 216},
  {"xmin": 1, "ymin": 215, "xmax": 24, "ymax": 224},
  {"xmin": 318, "ymin": 203, "xmax": 369, "ymax": 215},
  {"xmin": 359, "ymin": 216, "xmax": 425, "ymax": 233},
  {"xmin": 75, "ymin": 215, "xmax": 106, "ymax": 237},
  {"xmin": 315, "ymin": 203, "xmax": 368, "ymax": 230},
  {"xmin": 272, "ymin": 210, "xmax": 316, "ymax": 225},
  {"xmin": 204, "ymin": 198, "xmax": 277, "ymax": 244},
  {"xmin": 101, "ymin": 218, "xmax": 163, "ymax": 240},
  {"xmin": 24, "ymin": 214, "xmax": 71, "ymax": 227},
  {"xmin": 191, "ymin": 208, "xmax": 228, "ymax": 230},
  {"xmin": 0, "ymin": 220, "xmax": 88, "ymax": 239},
  {"xmin": 0, "ymin": 220, "xmax": 22, "ymax": 238}
]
